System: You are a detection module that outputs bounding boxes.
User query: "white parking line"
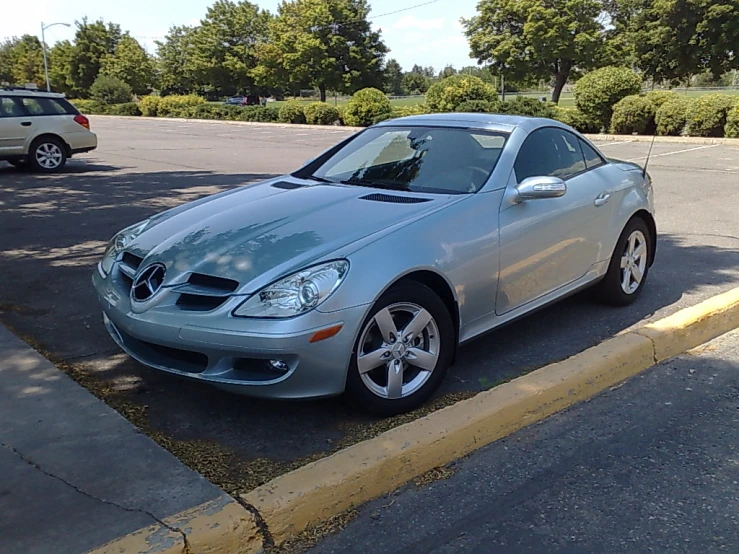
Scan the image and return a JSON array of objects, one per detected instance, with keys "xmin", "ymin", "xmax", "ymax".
[
  {"xmin": 628, "ymin": 144, "xmax": 719, "ymax": 162},
  {"xmin": 594, "ymin": 140, "xmax": 635, "ymax": 147}
]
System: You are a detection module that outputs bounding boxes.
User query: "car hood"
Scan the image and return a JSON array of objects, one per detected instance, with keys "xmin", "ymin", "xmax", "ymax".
[{"xmin": 129, "ymin": 179, "xmax": 453, "ymax": 292}]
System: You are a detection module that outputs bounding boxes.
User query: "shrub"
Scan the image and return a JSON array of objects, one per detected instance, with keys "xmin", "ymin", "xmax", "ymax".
[
  {"xmin": 552, "ymin": 107, "xmax": 600, "ymax": 133},
  {"xmin": 498, "ymin": 96, "xmax": 556, "ymax": 118},
  {"xmin": 90, "ymin": 74, "xmax": 133, "ymax": 105},
  {"xmin": 236, "ymin": 106, "xmax": 280, "ymax": 122},
  {"xmin": 278, "ymin": 101, "xmax": 307, "ymax": 124},
  {"xmin": 725, "ymin": 105, "xmax": 739, "ymax": 138},
  {"xmin": 71, "ymin": 99, "xmax": 107, "ymax": 115},
  {"xmin": 391, "ymin": 104, "xmax": 430, "ymax": 118},
  {"xmin": 685, "ymin": 94, "xmax": 737, "ymax": 137},
  {"xmin": 344, "ymin": 88, "xmax": 392, "ymax": 126},
  {"xmin": 425, "ymin": 74, "xmax": 497, "ymax": 112},
  {"xmin": 157, "ymin": 94, "xmax": 206, "ymax": 117},
  {"xmin": 645, "ymin": 90, "xmax": 678, "ymax": 109},
  {"xmin": 574, "ymin": 66, "xmax": 642, "ymax": 130},
  {"xmin": 303, "ymin": 102, "xmax": 340, "ymax": 125},
  {"xmin": 655, "ymin": 97, "xmax": 691, "ymax": 136},
  {"xmin": 610, "ymin": 95, "xmax": 654, "ymax": 135},
  {"xmin": 454, "ymin": 99, "xmax": 501, "ymax": 113},
  {"xmin": 106, "ymin": 102, "xmax": 142, "ymax": 116},
  {"xmin": 139, "ymin": 95, "xmax": 162, "ymax": 117}
]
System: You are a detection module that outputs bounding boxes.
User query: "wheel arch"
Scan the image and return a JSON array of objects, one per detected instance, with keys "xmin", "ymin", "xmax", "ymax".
[
  {"xmin": 29, "ymin": 133, "xmax": 72, "ymax": 157},
  {"xmin": 630, "ymin": 209, "xmax": 657, "ymax": 266}
]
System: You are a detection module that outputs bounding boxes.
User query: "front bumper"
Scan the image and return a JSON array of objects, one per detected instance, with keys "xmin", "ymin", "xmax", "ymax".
[{"xmin": 93, "ymin": 268, "xmax": 368, "ymax": 399}]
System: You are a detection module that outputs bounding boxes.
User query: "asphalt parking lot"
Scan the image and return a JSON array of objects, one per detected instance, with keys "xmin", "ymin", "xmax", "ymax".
[{"xmin": 1, "ymin": 117, "xmax": 738, "ymax": 493}]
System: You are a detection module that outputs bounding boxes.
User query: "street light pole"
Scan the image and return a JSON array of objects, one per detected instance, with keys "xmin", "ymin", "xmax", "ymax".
[{"xmin": 40, "ymin": 21, "xmax": 70, "ymax": 92}]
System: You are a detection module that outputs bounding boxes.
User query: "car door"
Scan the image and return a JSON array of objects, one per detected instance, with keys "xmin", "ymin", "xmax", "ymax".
[
  {"xmin": 0, "ymin": 97, "xmax": 32, "ymax": 156},
  {"xmin": 496, "ymin": 127, "xmax": 614, "ymax": 315}
]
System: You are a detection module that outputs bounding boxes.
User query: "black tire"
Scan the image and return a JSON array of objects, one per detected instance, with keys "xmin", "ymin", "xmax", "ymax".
[
  {"xmin": 29, "ymin": 137, "xmax": 67, "ymax": 173},
  {"xmin": 345, "ymin": 281, "xmax": 455, "ymax": 416},
  {"xmin": 595, "ymin": 217, "xmax": 652, "ymax": 306}
]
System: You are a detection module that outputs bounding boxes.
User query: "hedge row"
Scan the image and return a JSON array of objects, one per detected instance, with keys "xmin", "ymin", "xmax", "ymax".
[{"xmin": 71, "ymin": 82, "xmax": 739, "ymax": 139}]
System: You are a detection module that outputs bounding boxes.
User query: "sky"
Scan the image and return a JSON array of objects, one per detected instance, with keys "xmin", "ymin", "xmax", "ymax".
[{"xmin": 2, "ymin": 0, "xmax": 481, "ymax": 72}]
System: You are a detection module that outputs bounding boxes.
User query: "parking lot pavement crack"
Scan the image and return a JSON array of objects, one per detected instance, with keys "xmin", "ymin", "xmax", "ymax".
[
  {"xmin": 0, "ymin": 440, "xmax": 192, "ymax": 554},
  {"xmin": 233, "ymin": 495, "xmax": 275, "ymax": 550}
]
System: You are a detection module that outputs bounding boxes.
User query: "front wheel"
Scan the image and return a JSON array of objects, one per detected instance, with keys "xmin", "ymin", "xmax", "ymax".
[
  {"xmin": 29, "ymin": 137, "xmax": 67, "ymax": 172},
  {"xmin": 345, "ymin": 282, "xmax": 455, "ymax": 416},
  {"xmin": 595, "ymin": 217, "xmax": 652, "ymax": 306}
]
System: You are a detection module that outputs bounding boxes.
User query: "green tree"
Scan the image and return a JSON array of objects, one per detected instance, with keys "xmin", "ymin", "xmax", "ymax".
[
  {"xmin": 101, "ymin": 35, "xmax": 155, "ymax": 95},
  {"xmin": 255, "ymin": 0, "xmax": 388, "ymax": 102},
  {"xmin": 439, "ymin": 65, "xmax": 457, "ymax": 79},
  {"xmin": 462, "ymin": 0, "xmax": 606, "ymax": 103},
  {"xmin": 156, "ymin": 26, "xmax": 198, "ymax": 95},
  {"xmin": 0, "ymin": 35, "xmax": 46, "ymax": 88},
  {"xmin": 383, "ymin": 58, "xmax": 404, "ymax": 96},
  {"xmin": 48, "ymin": 40, "xmax": 76, "ymax": 95},
  {"xmin": 629, "ymin": 0, "xmax": 739, "ymax": 83},
  {"xmin": 68, "ymin": 18, "xmax": 124, "ymax": 97},
  {"xmin": 411, "ymin": 64, "xmax": 436, "ymax": 78},
  {"xmin": 90, "ymin": 74, "xmax": 133, "ymax": 104},
  {"xmin": 189, "ymin": 0, "xmax": 272, "ymax": 97},
  {"xmin": 401, "ymin": 71, "xmax": 431, "ymax": 95},
  {"xmin": 0, "ymin": 39, "xmax": 15, "ymax": 83}
]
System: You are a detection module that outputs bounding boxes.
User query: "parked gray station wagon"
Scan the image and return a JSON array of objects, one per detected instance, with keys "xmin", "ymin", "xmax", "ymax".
[{"xmin": 93, "ymin": 113, "xmax": 656, "ymax": 415}]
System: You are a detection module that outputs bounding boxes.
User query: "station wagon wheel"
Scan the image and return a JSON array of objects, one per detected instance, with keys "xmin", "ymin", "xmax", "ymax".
[
  {"xmin": 346, "ymin": 281, "xmax": 454, "ymax": 416},
  {"xmin": 29, "ymin": 137, "xmax": 67, "ymax": 173},
  {"xmin": 595, "ymin": 217, "xmax": 652, "ymax": 306}
]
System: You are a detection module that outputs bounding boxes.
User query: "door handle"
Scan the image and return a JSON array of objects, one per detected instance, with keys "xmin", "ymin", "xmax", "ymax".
[
  {"xmin": 20, "ymin": 121, "xmax": 32, "ymax": 127},
  {"xmin": 594, "ymin": 192, "xmax": 611, "ymax": 207}
]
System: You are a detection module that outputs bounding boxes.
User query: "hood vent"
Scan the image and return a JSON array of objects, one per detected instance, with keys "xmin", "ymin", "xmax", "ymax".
[
  {"xmin": 271, "ymin": 181, "xmax": 305, "ymax": 190},
  {"xmin": 360, "ymin": 193, "xmax": 431, "ymax": 204}
]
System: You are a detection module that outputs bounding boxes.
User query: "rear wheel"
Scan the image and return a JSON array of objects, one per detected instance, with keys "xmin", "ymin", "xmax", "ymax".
[
  {"xmin": 29, "ymin": 137, "xmax": 67, "ymax": 172},
  {"xmin": 595, "ymin": 217, "xmax": 652, "ymax": 306},
  {"xmin": 345, "ymin": 282, "xmax": 455, "ymax": 416}
]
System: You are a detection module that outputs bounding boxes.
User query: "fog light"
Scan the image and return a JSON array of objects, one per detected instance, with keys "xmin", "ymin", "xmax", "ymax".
[{"xmin": 269, "ymin": 360, "xmax": 289, "ymax": 372}]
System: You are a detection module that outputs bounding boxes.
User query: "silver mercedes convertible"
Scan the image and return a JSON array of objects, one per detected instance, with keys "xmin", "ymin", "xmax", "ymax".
[{"xmin": 93, "ymin": 113, "xmax": 656, "ymax": 415}]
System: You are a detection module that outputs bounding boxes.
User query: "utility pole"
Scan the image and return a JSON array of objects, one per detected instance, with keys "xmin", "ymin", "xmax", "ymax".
[{"xmin": 41, "ymin": 21, "xmax": 71, "ymax": 92}]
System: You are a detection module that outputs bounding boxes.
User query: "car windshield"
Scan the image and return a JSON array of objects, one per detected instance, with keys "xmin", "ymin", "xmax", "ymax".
[{"xmin": 308, "ymin": 126, "xmax": 509, "ymax": 194}]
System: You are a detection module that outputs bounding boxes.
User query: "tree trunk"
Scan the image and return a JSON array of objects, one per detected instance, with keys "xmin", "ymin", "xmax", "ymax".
[
  {"xmin": 551, "ymin": 60, "xmax": 571, "ymax": 104},
  {"xmin": 319, "ymin": 84, "xmax": 327, "ymax": 102}
]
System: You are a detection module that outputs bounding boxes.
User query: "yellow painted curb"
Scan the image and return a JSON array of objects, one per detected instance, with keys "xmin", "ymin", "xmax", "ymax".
[
  {"xmin": 87, "ymin": 496, "xmax": 263, "ymax": 554},
  {"xmin": 634, "ymin": 287, "xmax": 739, "ymax": 361},
  {"xmin": 242, "ymin": 286, "xmax": 739, "ymax": 546}
]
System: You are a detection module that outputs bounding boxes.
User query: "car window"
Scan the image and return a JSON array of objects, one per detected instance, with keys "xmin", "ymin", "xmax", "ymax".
[
  {"xmin": 20, "ymin": 97, "xmax": 74, "ymax": 116},
  {"xmin": 309, "ymin": 126, "xmax": 509, "ymax": 194},
  {"xmin": 0, "ymin": 97, "xmax": 24, "ymax": 117},
  {"xmin": 514, "ymin": 127, "xmax": 586, "ymax": 182},
  {"xmin": 579, "ymin": 138, "xmax": 606, "ymax": 169}
]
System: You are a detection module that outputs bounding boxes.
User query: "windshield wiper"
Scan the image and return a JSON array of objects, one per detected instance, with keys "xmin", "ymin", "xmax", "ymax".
[{"xmin": 307, "ymin": 175, "xmax": 334, "ymax": 184}]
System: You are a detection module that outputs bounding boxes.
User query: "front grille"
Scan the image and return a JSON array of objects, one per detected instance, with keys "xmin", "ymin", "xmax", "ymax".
[
  {"xmin": 175, "ymin": 272, "xmax": 239, "ymax": 312},
  {"xmin": 114, "ymin": 326, "xmax": 208, "ymax": 374}
]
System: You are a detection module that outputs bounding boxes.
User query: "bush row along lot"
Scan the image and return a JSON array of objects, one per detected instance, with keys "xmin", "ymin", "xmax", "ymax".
[{"xmin": 1, "ymin": 117, "xmax": 739, "ymax": 494}]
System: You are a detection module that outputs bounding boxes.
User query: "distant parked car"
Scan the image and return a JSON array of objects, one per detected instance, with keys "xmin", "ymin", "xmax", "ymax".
[
  {"xmin": 93, "ymin": 113, "xmax": 656, "ymax": 416},
  {"xmin": 0, "ymin": 86, "xmax": 97, "ymax": 172},
  {"xmin": 225, "ymin": 95, "xmax": 260, "ymax": 106}
]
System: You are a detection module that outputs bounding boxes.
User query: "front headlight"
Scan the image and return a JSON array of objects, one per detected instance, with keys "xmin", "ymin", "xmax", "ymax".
[
  {"xmin": 99, "ymin": 220, "xmax": 150, "ymax": 275},
  {"xmin": 233, "ymin": 260, "xmax": 349, "ymax": 318}
]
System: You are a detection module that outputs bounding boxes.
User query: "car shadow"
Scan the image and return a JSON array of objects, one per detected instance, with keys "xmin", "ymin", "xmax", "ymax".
[{"xmin": 1, "ymin": 165, "xmax": 739, "ymax": 487}]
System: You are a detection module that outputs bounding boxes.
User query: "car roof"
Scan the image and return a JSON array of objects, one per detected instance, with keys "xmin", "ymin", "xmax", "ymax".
[
  {"xmin": 0, "ymin": 87, "xmax": 67, "ymax": 99},
  {"xmin": 374, "ymin": 112, "xmax": 568, "ymax": 134}
]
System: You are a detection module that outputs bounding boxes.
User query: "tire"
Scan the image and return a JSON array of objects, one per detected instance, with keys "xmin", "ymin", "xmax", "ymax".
[
  {"xmin": 29, "ymin": 137, "xmax": 67, "ymax": 173},
  {"xmin": 595, "ymin": 217, "xmax": 652, "ymax": 306},
  {"xmin": 345, "ymin": 281, "xmax": 455, "ymax": 416}
]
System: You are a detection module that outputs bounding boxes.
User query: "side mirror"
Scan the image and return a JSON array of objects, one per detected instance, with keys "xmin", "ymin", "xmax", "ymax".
[{"xmin": 515, "ymin": 176, "xmax": 567, "ymax": 201}]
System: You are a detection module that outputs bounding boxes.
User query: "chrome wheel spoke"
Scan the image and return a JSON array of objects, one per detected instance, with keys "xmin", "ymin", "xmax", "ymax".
[
  {"xmin": 386, "ymin": 359, "xmax": 404, "ymax": 399},
  {"xmin": 627, "ymin": 234, "xmax": 637, "ymax": 256},
  {"xmin": 621, "ymin": 268, "xmax": 632, "ymax": 291},
  {"xmin": 401, "ymin": 308, "xmax": 432, "ymax": 343},
  {"xmin": 406, "ymin": 347, "xmax": 437, "ymax": 371},
  {"xmin": 620, "ymin": 255, "xmax": 629, "ymax": 269},
  {"xmin": 633, "ymin": 242, "xmax": 646, "ymax": 259},
  {"xmin": 631, "ymin": 262, "xmax": 644, "ymax": 283},
  {"xmin": 357, "ymin": 347, "xmax": 390, "ymax": 374},
  {"xmin": 374, "ymin": 308, "xmax": 398, "ymax": 344}
]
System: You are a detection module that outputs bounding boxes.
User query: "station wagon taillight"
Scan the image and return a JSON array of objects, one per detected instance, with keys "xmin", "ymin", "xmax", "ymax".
[{"xmin": 74, "ymin": 114, "xmax": 90, "ymax": 129}]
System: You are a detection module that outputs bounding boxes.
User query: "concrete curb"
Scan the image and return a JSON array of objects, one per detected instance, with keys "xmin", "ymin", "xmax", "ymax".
[
  {"xmin": 90, "ymin": 115, "xmax": 739, "ymax": 146},
  {"xmin": 240, "ymin": 286, "xmax": 739, "ymax": 547},
  {"xmin": 88, "ymin": 496, "xmax": 263, "ymax": 554}
]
